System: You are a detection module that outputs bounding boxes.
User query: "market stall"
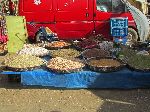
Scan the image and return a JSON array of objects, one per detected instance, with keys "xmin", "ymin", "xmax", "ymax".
[{"xmin": 0, "ymin": 40, "xmax": 150, "ymax": 89}]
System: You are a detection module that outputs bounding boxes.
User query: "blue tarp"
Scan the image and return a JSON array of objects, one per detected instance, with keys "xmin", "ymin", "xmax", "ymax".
[{"xmin": 2, "ymin": 68, "xmax": 150, "ymax": 89}]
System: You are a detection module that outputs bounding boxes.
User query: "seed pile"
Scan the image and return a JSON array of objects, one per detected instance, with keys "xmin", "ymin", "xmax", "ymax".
[
  {"xmin": 82, "ymin": 48, "xmax": 110, "ymax": 59},
  {"xmin": 98, "ymin": 41, "xmax": 113, "ymax": 51},
  {"xmin": 5, "ymin": 55, "xmax": 45, "ymax": 69},
  {"xmin": 18, "ymin": 46, "xmax": 49, "ymax": 57},
  {"xmin": 88, "ymin": 59, "xmax": 121, "ymax": 67},
  {"xmin": 47, "ymin": 57, "xmax": 84, "ymax": 72},
  {"xmin": 76, "ymin": 39, "xmax": 97, "ymax": 49},
  {"xmin": 46, "ymin": 41, "xmax": 71, "ymax": 48},
  {"xmin": 50, "ymin": 48, "xmax": 80, "ymax": 58},
  {"xmin": 128, "ymin": 55, "xmax": 150, "ymax": 70}
]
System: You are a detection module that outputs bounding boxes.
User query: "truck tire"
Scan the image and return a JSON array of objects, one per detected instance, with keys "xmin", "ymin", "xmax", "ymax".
[{"xmin": 126, "ymin": 28, "xmax": 138, "ymax": 46}]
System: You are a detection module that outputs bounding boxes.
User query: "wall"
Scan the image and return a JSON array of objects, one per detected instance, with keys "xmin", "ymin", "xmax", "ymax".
[{"xmin": 128, "ymin": 0, "xmax": 148, "ymax": 14}]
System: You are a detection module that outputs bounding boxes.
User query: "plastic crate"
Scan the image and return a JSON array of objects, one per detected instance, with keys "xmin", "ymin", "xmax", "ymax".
[{"xmin": 110, "ymin": 17, "xmax": 128, "ymax": 37}]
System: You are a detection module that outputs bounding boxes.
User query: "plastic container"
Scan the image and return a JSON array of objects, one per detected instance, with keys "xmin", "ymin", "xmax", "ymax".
[{"xmin": 110, "ymin": 17, "xmax": 128, "ymax": 37}]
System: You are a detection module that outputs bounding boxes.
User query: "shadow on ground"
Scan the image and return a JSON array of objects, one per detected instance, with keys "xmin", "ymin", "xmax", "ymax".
[
  {"xmin": 91, "ymin": 89, "xmax": 150, "ymax": 112},
  {"xmin": 0, "ymin": 74, "xmax": 150, "ymax": 112}
]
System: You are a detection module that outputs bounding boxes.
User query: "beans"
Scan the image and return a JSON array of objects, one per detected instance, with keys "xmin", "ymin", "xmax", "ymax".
[
  {"xmin": 46, "ymin": 41, "xmax": 71, "ymax": 48},
  {"xmin": 75, "ymin": 39, "xmax": 97, "ymax": 49},
  {"xmin": 47, "ymin": 57, "xmax": 84, "ymax": 71},
  {"xmin": 98, "ymin": 41, "xmax": 113, "ymax": 51},
  {"xmin": 82, "ymin": 48, "xmax": 110, "ymax": 59},
  {"xmin": 5, "ymin": 55, "xmax": 45, "ymax": 69},
  {"xmin": 18, "ymin": 45, "xmax": 49, "ymax": 57},
  {"xmin": 50, "ymin": 48, "xmax": 80, "ymax": 58},
  {"xmin": 89, "ymin": 59, "xmax": 121, "ymax": 67}
]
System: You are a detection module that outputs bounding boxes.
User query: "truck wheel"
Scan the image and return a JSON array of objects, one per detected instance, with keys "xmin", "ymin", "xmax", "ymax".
[{"xmin": 126, "ymin": 28, "xmax": 138, "ymax": 46}]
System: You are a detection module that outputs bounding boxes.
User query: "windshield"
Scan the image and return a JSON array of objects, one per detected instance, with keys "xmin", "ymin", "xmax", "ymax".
[{"xmin": 96, "ymin": 0, "xmax": 126, "ymax": 13}]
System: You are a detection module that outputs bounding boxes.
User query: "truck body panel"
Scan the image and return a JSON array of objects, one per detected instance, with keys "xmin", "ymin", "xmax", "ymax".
[{"xmin": 18, "ymin": 0, "xmax": 137, "ymax": 40}]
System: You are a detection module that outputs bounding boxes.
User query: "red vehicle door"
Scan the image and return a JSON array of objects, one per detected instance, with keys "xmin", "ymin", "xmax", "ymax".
[
  {"xmin": 55, "ymin": 0, "xmax": 94, "ymax": 40},
  {"xmin": 94, "ymin": 0, "xmax": 136, "ymax": 40},
  {"xmin": 19, "ymin": 0, "xmax": 55, "ymax": 38}
]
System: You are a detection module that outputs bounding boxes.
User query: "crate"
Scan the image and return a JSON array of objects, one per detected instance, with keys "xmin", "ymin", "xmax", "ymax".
[{"xmin": 110, "ymin": 17, "xmax": 128, "ymax": 37}]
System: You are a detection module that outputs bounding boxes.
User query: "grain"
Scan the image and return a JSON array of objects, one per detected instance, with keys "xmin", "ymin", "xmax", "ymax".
[
  {"xmin": 89, "ymin": 59, "xmax": 121, "ymax": 67},
  {"xmin": 47, "ymin": 57, "xmax": 84, "ymax": 72}
]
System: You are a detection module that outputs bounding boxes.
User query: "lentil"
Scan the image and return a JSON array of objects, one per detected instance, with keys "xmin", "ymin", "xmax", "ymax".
[{"xmin": 88, "ymin": 59, "xmax": 121, "ymax": 67}]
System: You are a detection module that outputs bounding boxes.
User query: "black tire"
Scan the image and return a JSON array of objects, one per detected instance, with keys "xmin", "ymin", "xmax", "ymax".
[{"xmin": 126, "ymin": 28, "xmax": 139, "ymax": 45}]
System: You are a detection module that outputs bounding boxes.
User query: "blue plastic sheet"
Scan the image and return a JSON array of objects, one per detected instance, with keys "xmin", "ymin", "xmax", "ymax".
[{"xmin": 5, "ymin": 68, "xmax": 148, "ymax": 88}]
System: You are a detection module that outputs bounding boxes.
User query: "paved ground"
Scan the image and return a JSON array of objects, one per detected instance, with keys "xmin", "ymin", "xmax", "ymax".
[{"xmin": 0, "ymin": 75, "xmax": 150, "ymax": 112}]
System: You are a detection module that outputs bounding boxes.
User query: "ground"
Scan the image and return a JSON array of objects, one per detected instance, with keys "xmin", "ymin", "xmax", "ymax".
[{"xmin": 0, "ymin": 75, "xmax": 149, "ymax": 112}]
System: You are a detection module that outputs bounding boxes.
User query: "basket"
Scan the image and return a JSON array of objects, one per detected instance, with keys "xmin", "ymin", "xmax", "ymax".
[
  {"xmin": 127, "ymin": 64, "xmax": 150, "ymax": 72},
  {"xmin": 85, "ymin": 57, "xmax": 126, "ymax": 73},
  {"xmin": 5, "ymin": 59, "xmax": 47, "ymax": 72},
  {"xmin": 47, "ymin": 67, "xmax": 83, "ymax": 74},
  {"xmin": 46, "ymin": 58, "xmax": 85, "ymax": 74},
  {"xmin": 6, "ymin": 65, "xmax": 42, "ymax": 72}
]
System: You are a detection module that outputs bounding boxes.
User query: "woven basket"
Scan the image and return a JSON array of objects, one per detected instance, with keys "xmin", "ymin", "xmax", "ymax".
[
  {"xmin": 127, "ymin": 64, "xmax": 150, "ymax": 72},
  {"xmin": 86, "ymin": 57, "xmax": 126, "ymax": 73},
  {"xmin": 46, "ymin": 58, "xmax": 85, "ymax": 74}
]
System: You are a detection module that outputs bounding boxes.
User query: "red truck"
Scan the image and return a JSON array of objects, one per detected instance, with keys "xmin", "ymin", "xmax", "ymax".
[{"xmin": 18, "ymin": 0, "xmax": 138, "ymax": 42}]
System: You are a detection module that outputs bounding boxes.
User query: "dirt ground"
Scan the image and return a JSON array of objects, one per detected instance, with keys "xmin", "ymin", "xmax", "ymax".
[{"xmin": 0, "ymin": 75, "xmax": 149, "ymax": 112}]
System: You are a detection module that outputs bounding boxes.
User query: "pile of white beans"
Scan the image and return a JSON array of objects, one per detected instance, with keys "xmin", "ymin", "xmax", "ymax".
[{"xmin": 18, "ymin": 45, "xmax": 49, "ymax": 57}]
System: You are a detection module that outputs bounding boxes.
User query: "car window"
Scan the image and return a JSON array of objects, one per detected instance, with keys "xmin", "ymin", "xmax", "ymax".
[
  {"xmin": 112, "ymin": 0, "xmax": 125, "ymax": 13},
  {"xmin": 96, "ymin": 0, "xmax": 125, "ymax": 13},
  {"xmin": 96, "ymin": 0, "xmax": 112, "ymax": 12}
]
